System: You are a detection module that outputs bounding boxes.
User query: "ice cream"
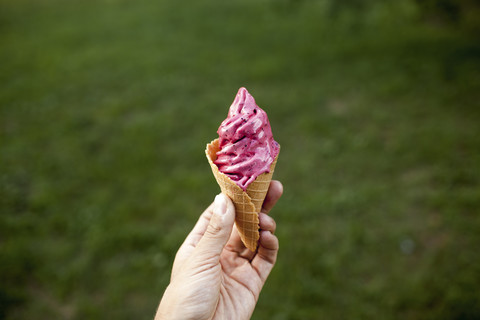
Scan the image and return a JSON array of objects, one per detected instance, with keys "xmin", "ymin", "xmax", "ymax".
[
  {"xmin": 206, "ymin": 87, "xmax": 280, "ymax": 251},
  {"xmin": 214, "ymin": 87, "xmax": 280, "ymax": 191}
]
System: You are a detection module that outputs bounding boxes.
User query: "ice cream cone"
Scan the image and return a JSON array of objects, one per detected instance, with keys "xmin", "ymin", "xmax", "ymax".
[{"xmin": 206, "ymin": 138, "xmax": 279, "ymax": 251}]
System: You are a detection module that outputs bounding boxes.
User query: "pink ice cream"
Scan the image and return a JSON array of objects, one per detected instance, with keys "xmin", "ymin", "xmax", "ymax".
[{"xmin": 214, "ymin": 87, "xmax": 280, "ymax": 191}]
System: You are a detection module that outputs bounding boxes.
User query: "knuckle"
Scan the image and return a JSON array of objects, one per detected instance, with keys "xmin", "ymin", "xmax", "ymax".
[{"xmin": 205, "ymin": 221, "xmax": 223, "ymax": 237}]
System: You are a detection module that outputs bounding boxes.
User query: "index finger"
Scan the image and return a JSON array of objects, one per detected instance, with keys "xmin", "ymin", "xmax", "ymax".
[{"xmin": 261, "ymin": 180, "xmax": 283, "ymax": 215}]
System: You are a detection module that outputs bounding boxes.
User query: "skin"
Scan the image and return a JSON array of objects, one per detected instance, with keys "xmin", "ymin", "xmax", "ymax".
[{"xmin": 155, "ymin": 180, "xmax": 283, "ymax": 320}]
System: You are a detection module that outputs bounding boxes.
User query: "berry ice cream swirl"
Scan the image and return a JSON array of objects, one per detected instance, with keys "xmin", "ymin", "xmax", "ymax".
[{"xmin": 214, "ymin": 87, "xmax": 280, "ymax": 191}]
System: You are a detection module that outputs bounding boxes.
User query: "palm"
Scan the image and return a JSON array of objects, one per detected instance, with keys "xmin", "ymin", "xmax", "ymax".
[
  {"xmin": 213, "ymin": 230, "xmax": 267, "ymax": 319},
  {"xmin": 159, "ymin": 181, "xmax": 282, "ymax": 320},
  {"xmin": 170, "ymin": 226, "xmax": 273, "ymax": 320}
]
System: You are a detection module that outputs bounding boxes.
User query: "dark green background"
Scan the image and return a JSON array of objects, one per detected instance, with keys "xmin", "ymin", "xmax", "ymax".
[{"xmin": 1, "ymin": 0, "xmax": 479, "ymax": 319}]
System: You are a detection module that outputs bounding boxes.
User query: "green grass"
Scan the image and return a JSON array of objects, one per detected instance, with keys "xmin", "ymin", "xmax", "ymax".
[{"xmin": 1, "ymin": 0, "xmax": 480, "ymax": 319}]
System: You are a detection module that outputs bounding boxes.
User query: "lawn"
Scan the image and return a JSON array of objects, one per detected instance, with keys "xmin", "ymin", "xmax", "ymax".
[{"xmin": 1, "ymin": 0, "xmax": 480, "ymax": 319}]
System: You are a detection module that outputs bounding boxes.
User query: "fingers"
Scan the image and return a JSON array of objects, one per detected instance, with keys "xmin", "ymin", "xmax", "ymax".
[
  {"xmin": 258, "ymin": 212, "xmax": 276, "ymax": 234},
  {"xmin": 225, "ymin": 180, "xmax": 281, "ymax": 258},
  {"xmin": 194, "ymin": 194, "xmax": 235, "ymax": 259},
  {"xmin": 252, "ymin": 230, "xmax": 279, "ymax": 282},
  {"xmin": 181, "ymin": 203, "xmax": 215, "ymax": 250},
  {"xmin": 182, "ymin": 179, "xmax": 282, "ymax": 251},
  {"xmin": 224, "ymin": 211, "xmax": 277, "ymax": 260},
  {"xmin": 171, "ymin": 199, "xmax": 217, "ymax": 280},
  {"xmin": 251, "ymin": 181, "xmax": 281, "ymax": 281},
  {"xmin": 261, "ymin": 180, "xmax": 283, "ymax": 214}
]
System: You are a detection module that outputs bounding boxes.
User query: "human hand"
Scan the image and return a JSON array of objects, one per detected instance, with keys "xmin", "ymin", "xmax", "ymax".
[{"xmin": 155, "ymin": 180, "xmax": 283, "ymax": 320}]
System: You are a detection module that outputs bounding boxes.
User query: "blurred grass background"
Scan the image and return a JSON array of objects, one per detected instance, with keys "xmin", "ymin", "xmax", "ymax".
[{"xmin": 1, "ymin": 0, "xmax": 480, "ymax": 319}]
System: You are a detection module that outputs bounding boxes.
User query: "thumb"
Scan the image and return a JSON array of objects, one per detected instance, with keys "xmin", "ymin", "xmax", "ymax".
[{"xmin": 195, "ymin": 193, "xmax": 235, "ymax": 258}]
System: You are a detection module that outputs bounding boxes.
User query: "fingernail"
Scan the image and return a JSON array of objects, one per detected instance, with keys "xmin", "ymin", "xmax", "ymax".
[{"xmin": 214, "ymin": 194, "xmax": 227, "ymax": 216}]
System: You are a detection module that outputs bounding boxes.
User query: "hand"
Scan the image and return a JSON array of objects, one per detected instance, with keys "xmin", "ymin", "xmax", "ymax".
[{"xmin": 155, "ymin": 180, "xmax": 283, "ymax": 320}]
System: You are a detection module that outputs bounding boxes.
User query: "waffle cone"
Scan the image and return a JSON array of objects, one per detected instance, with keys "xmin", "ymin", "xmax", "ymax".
[{"xmin": 206, "ymin": 138, "xmax": 279, "ymax": 251}]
